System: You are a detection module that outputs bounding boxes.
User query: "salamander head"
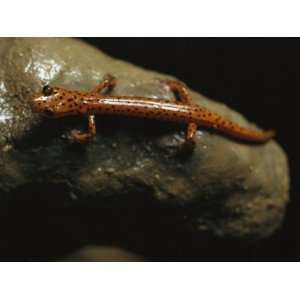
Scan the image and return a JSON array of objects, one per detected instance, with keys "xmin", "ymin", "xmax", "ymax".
[{"xmin": 31, "ymin": 85, "xmax": 64, "ymax": 117}]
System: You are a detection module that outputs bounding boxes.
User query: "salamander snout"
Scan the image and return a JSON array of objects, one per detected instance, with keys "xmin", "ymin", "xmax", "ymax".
[{"xmin": 31, "ymin": 85, "xmax": 60, "ymax": 117}]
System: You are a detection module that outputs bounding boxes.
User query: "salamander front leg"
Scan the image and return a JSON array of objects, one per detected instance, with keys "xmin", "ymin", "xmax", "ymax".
[
  {"xmin": 92, "ymin": 74, "xmax": 116, "ymax": 94},
  {"xmin": 68, "ymin": 115, "xmax": 96, "ymax": 143}
]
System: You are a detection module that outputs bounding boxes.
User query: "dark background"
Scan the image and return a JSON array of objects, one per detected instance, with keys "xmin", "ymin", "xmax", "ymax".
[{"xmin": 79, "ymin": 38, "xmax": 298, "ymax": 260}]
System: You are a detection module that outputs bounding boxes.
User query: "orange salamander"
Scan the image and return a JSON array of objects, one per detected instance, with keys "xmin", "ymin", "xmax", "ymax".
[{"xmin": 31, "ymin": 75, "xmax": 275, "ymax": 147}]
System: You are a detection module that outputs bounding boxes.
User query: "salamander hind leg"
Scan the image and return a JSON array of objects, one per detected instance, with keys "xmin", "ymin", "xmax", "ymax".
[
  {"xmin": 160, "ymin": 79, "xmax": 193, "ymax": 104},
  {"xmin": 68, "ymin": 115, "xmax": 96, "ymax": 143},
  {"xmin": 161, "ymin": 79, "xmax": 198, "ymax": 151},
  {"xmin": 180, "ymin": 122, "xmax": 197, "ymax": 152},
  {"xmin": 171, "ymin": 122, "xmax": 197, "ymax": 157},
  {"xmin": 92, "ymin": 74, "xmax": 116, "ymax": 94}
]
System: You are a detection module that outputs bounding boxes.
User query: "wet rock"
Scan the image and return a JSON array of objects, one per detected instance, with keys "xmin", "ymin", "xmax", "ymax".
[
  {"xmin": 0, "ymin": 38, "xmax": 289, "ymax": 259},
  {"xmin": 63, "ymin": 246, "xmax": 143, "ymax": 262}
]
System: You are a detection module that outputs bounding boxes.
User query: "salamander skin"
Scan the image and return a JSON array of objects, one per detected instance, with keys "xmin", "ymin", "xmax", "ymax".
[{"xmin": 31, "ymin": 75, "xmax": 275, "ymax": 147}]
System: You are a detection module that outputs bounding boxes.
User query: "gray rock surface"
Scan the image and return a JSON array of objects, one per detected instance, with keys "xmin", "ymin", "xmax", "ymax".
[
  {"xmin": 64, "ymin": 246, "xmax": 143, "ymax": 262},
  {"xmin": 0, "ymin": 38, "xmax": 290, "ymax": 259}
]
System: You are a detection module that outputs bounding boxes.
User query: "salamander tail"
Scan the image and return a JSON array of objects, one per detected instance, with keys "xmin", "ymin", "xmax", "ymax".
[
  {"xmin": 216, "ymin": 122, "xmax": 275, "ymax": 143},
  {"xmin": 196, "ymin": 108, "xmax": 276, "ymax": 143}
]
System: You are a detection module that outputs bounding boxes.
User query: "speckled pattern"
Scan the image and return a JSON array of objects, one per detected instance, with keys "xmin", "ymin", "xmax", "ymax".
[
  {"xmin": 0, "ymin": 38, "xmax": 290, "ymax": 249},
  {"xmin": 31, "ymin": 76, "xmax": 274, "ymax": 144}
]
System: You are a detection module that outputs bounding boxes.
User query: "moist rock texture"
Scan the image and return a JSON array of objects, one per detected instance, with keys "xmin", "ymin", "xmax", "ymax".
[
  {"xmin": 64, "ymin": 246, "xmax": 143, "ymax": 262},
  {"xmin": 0, "ymin": 38, "xmax": 289, "ymax": 260}
]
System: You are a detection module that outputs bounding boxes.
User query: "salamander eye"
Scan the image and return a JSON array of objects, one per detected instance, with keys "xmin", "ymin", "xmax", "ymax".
[
  {"xmin": 42, "ymin": 84, "xmax": 54, "ymax": 96},
  {"xmin": 44, "ymin": 107, "xmax": 55, "ymax": 117}
]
